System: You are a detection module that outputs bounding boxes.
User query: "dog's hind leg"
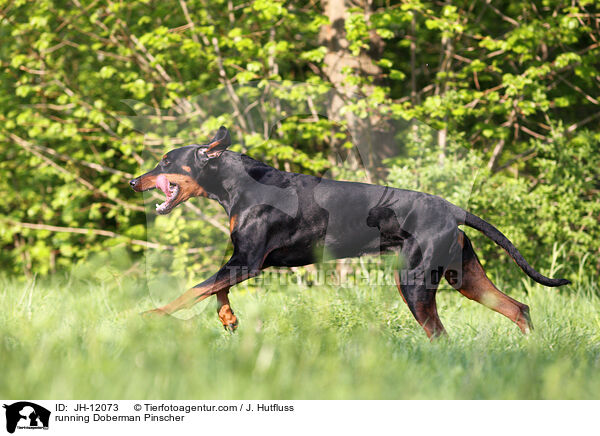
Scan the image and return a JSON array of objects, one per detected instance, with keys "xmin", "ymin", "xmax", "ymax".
[
  {"xmin": 216, "ymin": 289, "xmax": 238, "ymax": 332},
  {"xmin": 393, "ymin": 239, "xmax": 447, "ymax": 339},
  {"xmin": 445, "ymin": 231, "xmax": 533, "ymax": 334},
  {"xmin": 394, "ymin": 271, "xmax": 446, "ymax": 339}
]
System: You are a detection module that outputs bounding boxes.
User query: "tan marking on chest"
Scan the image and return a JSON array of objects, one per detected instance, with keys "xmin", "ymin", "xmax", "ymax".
[{"xmin": 229, "ymin": 214, "xmax": 238, "ymax": 233}]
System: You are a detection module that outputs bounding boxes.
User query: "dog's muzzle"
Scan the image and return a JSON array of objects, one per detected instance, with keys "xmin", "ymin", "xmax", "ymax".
[{"xmin": 129, "ymin": 178, "xmax": 141, "ymax": 191}]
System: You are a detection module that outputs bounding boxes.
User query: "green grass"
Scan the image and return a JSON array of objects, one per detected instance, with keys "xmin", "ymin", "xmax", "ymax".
[{"xmin": 1, "ymin": 269, "xmax": 599, "ymax": 399}]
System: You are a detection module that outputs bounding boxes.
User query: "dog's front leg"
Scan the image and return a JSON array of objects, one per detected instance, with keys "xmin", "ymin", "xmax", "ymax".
[
  {"xmin": 142, "ymin": 255, "xmax": 260, "ymax": 318},
  {"xmin": 216, "ymin": 289, "xmax": 238, "ymax": 331}
]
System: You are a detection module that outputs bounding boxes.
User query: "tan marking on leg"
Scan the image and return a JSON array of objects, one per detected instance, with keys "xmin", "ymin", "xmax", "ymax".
[
  {"xmin": 393, "ymin": 270, "xmax": 408, "ymax": 305},
  {"xmin": 216, "ymin": 289, "xmax": 238, "ymax": 331},
  {"xmin": 458, "ymin": 257, "xmax": 533, "ymax": 334},
  {"xmin": 145, "ymin": 277, "xmax": 231, "ymax": 316}
]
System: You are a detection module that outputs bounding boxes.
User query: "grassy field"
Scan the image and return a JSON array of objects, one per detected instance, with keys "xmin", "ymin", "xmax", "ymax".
[{"xmin": 1, "ymin": 265, "xmax": 599, "ymax": 399}]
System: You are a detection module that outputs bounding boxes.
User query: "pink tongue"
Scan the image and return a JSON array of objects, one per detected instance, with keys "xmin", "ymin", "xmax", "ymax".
[{"xmin": 156, "ymin": 174, "xmax": 171, "ymax": 198}]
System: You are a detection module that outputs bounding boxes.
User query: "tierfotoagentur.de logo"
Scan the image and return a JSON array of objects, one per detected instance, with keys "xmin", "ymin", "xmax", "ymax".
[{"xmin": 2, "ymin": 402, "xmax": 50, "ymax": 434}]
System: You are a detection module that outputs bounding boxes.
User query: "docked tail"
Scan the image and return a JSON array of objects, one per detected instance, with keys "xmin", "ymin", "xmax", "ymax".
[{"xmin": 452, "ymin": 206, "xmax": 570, "ymax": 287}]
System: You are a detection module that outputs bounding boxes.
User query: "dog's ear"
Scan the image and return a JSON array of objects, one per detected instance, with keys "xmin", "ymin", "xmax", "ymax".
[{"xmin": 205, "ymin": 126, "xmax": 231, "ymax": 158}]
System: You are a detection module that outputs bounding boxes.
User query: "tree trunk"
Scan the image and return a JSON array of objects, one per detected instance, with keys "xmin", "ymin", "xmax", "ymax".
[{"xmin": 320, "ymin": 0, "xmax": 387, "ymax": 181}]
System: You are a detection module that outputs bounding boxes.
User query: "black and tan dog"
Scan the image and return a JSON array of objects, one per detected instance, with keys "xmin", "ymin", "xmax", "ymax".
[{"xmin": 130, "ymin": 126, "xmax": 570, "ymax": 338}]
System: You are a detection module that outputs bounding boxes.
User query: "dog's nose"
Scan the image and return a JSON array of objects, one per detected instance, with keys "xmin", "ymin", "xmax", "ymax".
[{"xmin": 129, "ymin": 178, "xmax": 138, "ymax": 189}]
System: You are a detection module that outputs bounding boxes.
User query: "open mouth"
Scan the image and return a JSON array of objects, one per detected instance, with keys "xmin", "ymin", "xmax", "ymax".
[{"xmin": 155, "ymin": 174, "xmax": 180, "ymax": 214}]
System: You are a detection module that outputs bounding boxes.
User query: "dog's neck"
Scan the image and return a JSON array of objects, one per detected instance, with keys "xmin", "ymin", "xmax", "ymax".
[{"xmin": 196, "ymin": 151, "xmax": 260, "ymax": 216}]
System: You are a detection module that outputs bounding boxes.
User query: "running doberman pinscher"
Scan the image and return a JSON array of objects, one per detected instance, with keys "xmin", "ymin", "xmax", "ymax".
[{"xmin": 129, "ymin": 126, "xmax": 570, "ymax": 338}]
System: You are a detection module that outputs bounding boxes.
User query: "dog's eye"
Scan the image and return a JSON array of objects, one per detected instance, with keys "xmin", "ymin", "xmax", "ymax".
[{"xmin": 162, "ymin": 159, "xmax": 170, "ymax": 166}]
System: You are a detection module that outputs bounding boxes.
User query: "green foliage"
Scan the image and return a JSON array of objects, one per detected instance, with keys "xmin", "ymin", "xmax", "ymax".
[{"xmin": 0, "ymin": 0, "xmax": 598, "ymax": 284}]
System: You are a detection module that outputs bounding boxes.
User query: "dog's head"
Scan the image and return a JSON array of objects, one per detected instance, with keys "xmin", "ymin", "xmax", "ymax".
[{"xmin": 129, "ymin": 126, "xmax": 231, "ymax": 215}]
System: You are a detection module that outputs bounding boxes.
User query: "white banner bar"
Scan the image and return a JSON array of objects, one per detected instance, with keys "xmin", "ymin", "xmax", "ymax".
[{"xmin": 0, "ymin": 400, "xmax": 597, "ymax": 435}]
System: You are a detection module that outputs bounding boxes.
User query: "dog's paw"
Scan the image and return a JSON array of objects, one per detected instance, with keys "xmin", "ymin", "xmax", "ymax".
[
  {"xmin": 140, "ymin": 308, "xmax": 168, "ymax": 319},
  {"xmin": 223, "ymin": 318, "xmax": 239, "ymax": 333}
]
